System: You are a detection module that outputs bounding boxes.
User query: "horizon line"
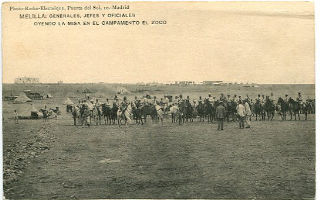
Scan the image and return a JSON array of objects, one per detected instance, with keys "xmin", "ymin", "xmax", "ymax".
[{"xmin": 2, "ymin": 82, "xmax": 315, "ymax": 85}]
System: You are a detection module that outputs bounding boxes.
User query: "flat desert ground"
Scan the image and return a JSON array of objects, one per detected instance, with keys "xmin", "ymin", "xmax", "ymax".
[{"xmin": 2, "ymin": 83, "xmax": 315, "ymax": 199}]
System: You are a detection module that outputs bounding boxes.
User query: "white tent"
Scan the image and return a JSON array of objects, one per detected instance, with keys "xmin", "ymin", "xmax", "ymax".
[
  {"xmin": 117, "ymin": 87, "xmax": 130, "ymax": 95},
  {"xmin": 17, "ymin": 104, "xmax": 42, "ymax": 118},
  {"xmin": 13, "ymin": 93, "xmax": 32, "ymax": 104},
  {"xmin": 46, "ymin": 93, "xmax": 53, "ymax": 98},
  {"xmin": 63, "ymin": 98, "xmax": 74, "ymax": 105}
]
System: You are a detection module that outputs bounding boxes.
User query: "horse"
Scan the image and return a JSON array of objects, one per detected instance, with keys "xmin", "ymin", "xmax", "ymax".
[
  {"xmin": 190, "ymin": 102, "xmax": 198, "ymax": 122},
  {"xmin": 288, "ymin": 98, "xmax": 300, "ymax": 120},
  {"xmin": 81, "ymin": 105, "xmax": 91, "ymax": 127},
  {"xmin": 276, "ymin": 97, "xmax": 288, "ymax": 120},
  {"xmin": 101, "ymin": 103, "xmax": 112, "ymax": 125},
  {"xmin": 204, "ymin": 99, "xmax": 215, "ymax": 123},
  {"xmin": 196, "ymin": 102, "xmax": 206, "ymax": 122},
  {"xmin": 178, "ymin": 100, "xmax": 188, "ymax": 124},
  {"xmin": 155, "ymin": 104, "xmax": 164, "ymax": 125},
  {"xmin": 301, "ymin": 102, "xmax": 311, "ymax": 120},
  {"xmin": 185, "ymin": 100, "xmax": 194, "ymax": 122},
  {"xmin": 110, "ymin": 103, "xmax": 119, "ymax": 124},
  {"xmin": 117, "ymin": 104, "xmax": 127, "ymax": 126},
  {"xmin": 226, "ymin": 100, "xmax": 237, "ymax": 122},
  {"xmin": 72, "ymin": 106, "xmax": 81, "ymax": 126},
  {"xmin": 131, "ymin": 102, "xmax": 144, "ymax": 125},
  {"xmin": 264, "ymin": 98, "xmax": 275, "ymax": 120},
  {"xmin": 91, "ymin": 105, "xmax": 102, "ymax": 125},
  {"xmin": 253, "ymin": 100, "xmax": 263, "ymax": 121},
  {"xmin": 141, "ymin": 104, "xmax": 157, "ymax": 123}
]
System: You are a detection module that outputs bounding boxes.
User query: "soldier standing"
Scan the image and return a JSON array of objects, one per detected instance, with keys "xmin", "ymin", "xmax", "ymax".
[{"xmin": 216, "ymin": 101, "xmax": 226, "ymax": 131}]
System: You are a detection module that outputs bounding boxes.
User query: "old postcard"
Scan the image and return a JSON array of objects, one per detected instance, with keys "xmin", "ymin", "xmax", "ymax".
[{"xmin": 2, "ymin": 1, "xmax": 315, "ymax": 199}]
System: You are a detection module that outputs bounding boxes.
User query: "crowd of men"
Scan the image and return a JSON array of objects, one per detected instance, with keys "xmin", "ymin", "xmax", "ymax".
[
  {"xmin": 75, "ymin": 92, "xmax": 307, "ymax": 109},
  {"xmin": 68, "ymin": 91, "xmax": 313, "ymax": 129}
]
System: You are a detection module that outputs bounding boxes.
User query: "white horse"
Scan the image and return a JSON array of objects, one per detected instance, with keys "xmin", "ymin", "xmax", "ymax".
[{"xmin": 72, "ymin": 106, "xmax": 81, "ymax": 126}]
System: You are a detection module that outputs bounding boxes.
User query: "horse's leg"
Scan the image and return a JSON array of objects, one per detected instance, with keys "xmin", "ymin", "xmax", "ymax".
[{"xmin": 305, "ymin": 112, "xmax": 307, "ymax": 120}]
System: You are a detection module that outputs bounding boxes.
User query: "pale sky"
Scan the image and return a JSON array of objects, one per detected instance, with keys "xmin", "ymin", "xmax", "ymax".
[{"xmin": 2, "ymin": 2, "xmax": 315, "ymax": 83}]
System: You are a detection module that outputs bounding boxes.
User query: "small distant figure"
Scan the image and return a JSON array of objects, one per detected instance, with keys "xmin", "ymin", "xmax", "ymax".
[
  {"xmin": 14, "ymin": 110, "xmax": 19, "ymax": 124},
  {"xmin": 216, "ymin": 101, "xmax": 226, "ymax": 131},
  {"xmin": 236, "ymin": 100, "xmax": 245, "ymax": 129}
]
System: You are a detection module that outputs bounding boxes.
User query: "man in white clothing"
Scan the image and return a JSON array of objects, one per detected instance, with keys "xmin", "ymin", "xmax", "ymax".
[
  {"xmin": 244, "ymin": 99, "xmax": 251, "ymax": 128},
  {"xmin": 236, "ymin": 100, "xmax": 245, "ymax": 129}
]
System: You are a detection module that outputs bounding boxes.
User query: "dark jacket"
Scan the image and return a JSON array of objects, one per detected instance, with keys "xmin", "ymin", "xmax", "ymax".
[{"xmin": 216, "ymin": 104, "xmax": 226, "ymax": 119}]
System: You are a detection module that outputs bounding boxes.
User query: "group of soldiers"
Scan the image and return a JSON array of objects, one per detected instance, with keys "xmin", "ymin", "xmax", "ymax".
[
  {"xmin": 86, "ymin": 92, "xmax": 308, "ymax": 109},
  {"xmin": 72, "ymin": 91, "xmax": 311, "ymax": 120}
]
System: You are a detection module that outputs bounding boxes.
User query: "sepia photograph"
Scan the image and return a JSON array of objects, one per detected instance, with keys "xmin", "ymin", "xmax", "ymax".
[{"xmin": 2, "ymin": 1, "xmax": 315, "ymax": 199}]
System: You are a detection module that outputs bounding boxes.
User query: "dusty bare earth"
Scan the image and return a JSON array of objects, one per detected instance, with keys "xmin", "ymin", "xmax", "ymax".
[
  {"xmin": 3, "ymin": 113, "xmax": 315, "ymax": 199},
  {"xmin": 3, "ymin": 83, "xmax": 315, "ymax": 199}
]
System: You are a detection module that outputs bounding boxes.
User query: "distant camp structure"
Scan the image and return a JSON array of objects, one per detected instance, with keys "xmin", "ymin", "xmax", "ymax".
[
  {"xmin": 13, "ymin": 93, "xmax": 32, "ymax": 104},
  {"xmin": 82, "ymin": 88, "xmax": 93, "ymax": 94},
  {"xmin": 23, "ymin": 90, "xmax": 44, "ymax": 100},
  {"xmin": 14, "ymin": 77, "xmax": 39, "ymax": 84},
  {"xmin": 116, "ymin": 87, "xmax": 130, "ymax": 95},
  {"xmin": 4, "ymin": 95, "xmax": 18, "ymax": 101}
]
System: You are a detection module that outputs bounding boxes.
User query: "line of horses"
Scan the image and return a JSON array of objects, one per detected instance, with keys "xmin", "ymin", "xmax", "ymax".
[{"xmin": 70, "ymin": 97, "xmax": 315, "ymax": 127}]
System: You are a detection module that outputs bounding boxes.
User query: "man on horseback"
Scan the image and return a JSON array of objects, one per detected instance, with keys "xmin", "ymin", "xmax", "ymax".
[
  {"xmin": 198, "ymin": 96, "xmax": 203, "ymax": 104},
  {"xmin": 297, "ymin": 92, "xmax": 303, "ymax": 107},
  {"xmin": 257, "ymin": 94, "xmax": 262, "ymax": 103},
  {"xmin": 105, "ymin": 98, "xmax": 111, "ymax": 107},
  {"xmin": 227, "ymin": 95, "xmax": 231, "ymax": 103},
  {"xmin": 219, "ymin": 93, "xmax": 226, "ymax": 102},
  {"xmin": 270, "ymin": 92, "xmax": 275, "ymax": 102},
  {"xmin": 208, "ymin": 93, "xmax": 214, "ymax": 104}
]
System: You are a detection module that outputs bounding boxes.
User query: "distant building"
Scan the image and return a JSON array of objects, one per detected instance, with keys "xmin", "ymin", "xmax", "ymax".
[
  {"xmin": 15, "ymin": 77, "xmax": 39, "ymax": 84},
  {"xmin": 202, "ymin": 81, "xmax": 223, "ymax": 85},
  {"xmin": 174, "ymin": 81, "xmax": 195, "ymax": 85}
]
